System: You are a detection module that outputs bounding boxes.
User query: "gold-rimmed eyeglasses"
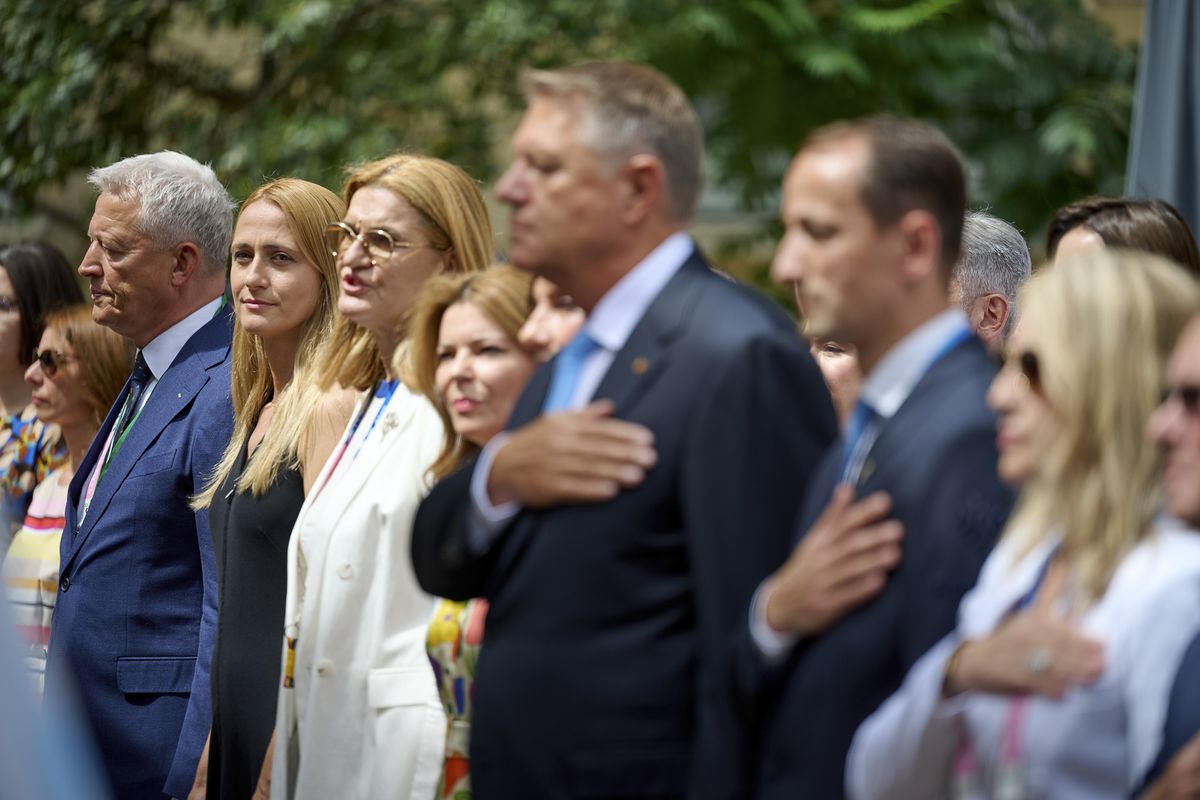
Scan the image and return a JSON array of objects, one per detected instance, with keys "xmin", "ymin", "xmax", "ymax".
[{"xmin": 324, "ymin": 221, "xmax": 423, "ymax": 265}]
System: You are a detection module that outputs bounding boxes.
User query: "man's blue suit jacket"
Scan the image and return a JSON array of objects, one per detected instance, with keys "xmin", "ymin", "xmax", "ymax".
[
  {"xmin": 48, "ymin": 304, "xmax": 233, "ymax": 799},
  {"xmin": 413, "ymin": 251, "xmax": 839, "ymax": 799},
  {"xmin": 740, "ymin": 335, "xmax": 1016, "ymax": 799}
]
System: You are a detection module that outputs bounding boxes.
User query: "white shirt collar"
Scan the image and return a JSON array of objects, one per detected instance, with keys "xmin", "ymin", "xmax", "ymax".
[
  {"xmin": 859, "ymin": 308, "xmax": 971, "ymax": 420},
  {"xmin": 584, "ymin": 232, "xmax": 694, "ymax": 353},
  {"xmin": 140, "ymin": 296, "xmax": 224, "ymax": 379}
]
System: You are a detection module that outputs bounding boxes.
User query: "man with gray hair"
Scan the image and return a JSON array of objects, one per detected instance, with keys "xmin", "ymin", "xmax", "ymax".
[
  {"xmin": 46, "ymin": 151, "xmax": 234, "ymax": 799},
  {"xmin": 412, "ymin": 62, "xmax": 836, "ymax": 798},
  {"xmin": 951, "ymin": 210, "xmax": 1032, "ymax": 352}
]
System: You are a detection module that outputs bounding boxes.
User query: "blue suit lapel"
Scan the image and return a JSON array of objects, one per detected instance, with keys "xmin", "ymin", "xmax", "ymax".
[{"xmin": 62, "ymin": 305, "xmax": 232, "ymax": 571}]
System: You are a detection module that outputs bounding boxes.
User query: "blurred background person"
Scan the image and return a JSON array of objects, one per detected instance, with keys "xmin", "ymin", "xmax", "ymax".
[
  {"xmin": 0, "ymin": 242, "xmax": 81, "ymax": 548},
  {"xmin": 515, "ymin": 276, "xmax": 585, "ymax": 361},
  {"xmin": 1048, "ymin": 196, "xmax": 1200, "ymax": 273},
  {"xmin": 951, "ymin": 210, "xmax": 1032, "ymax": 353},
  {"xmin": 269, "ymin": 154, "xmax": 492, "ymax": 799},
  {"xmin": 808, "ymin": 339, "xmax": 861, "ymax": 424},
  {"xmin": 809, "ymin": 210, "xmax": 1031, "ymax": 425},
  {"xmin": 1137, "ymin": 312, "xmax": 1200, "ymax": 800},
  {"xmin": 410, "ymin": 265, "xmax": 536, "ymax": 800},
  {"xmin": 847, "ymin": 250, "xmax": 1200, "ymax": 800},
  {"xmin": 3, "ymin": 305, "xmax": 132, "ymax": 691},
  {"xmin": 188, "ymin": 179, "xmax": 347, "ymax": 800}
]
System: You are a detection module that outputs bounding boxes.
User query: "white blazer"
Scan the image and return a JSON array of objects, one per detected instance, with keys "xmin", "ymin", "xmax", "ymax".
[
  {"xmin": 272, "ymin": 384, "xmax": 446, "ymax": 799},
  {"xmin": 846, "ymin": 518, "xmax": 1200, "ymax": 800}
]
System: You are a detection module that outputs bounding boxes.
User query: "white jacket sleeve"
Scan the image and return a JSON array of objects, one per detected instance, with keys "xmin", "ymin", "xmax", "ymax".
[{"xmin": 845, "ymin": 635, "xmax": 964, "ymax": 800}]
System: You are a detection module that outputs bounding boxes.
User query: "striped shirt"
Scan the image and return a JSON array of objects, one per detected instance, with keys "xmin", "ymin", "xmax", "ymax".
[{"xmin": 2, "ymin": 468, "xmax": 69, "ymax": 693}]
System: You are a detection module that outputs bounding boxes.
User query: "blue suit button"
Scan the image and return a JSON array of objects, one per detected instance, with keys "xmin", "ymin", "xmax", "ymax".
[{"xmin": 59, "ymin": 576, "xmax": 70, "ymax": 592}]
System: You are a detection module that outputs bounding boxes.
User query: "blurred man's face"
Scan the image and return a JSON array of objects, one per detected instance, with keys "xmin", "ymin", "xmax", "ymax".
[
  {"xmin": 1149, "ymin": 316, "xmax": 1200, "ymax": 526},
  {"xmin": 495, "ymin": 96, "xmax": 624, "ymax": 289},
  {"xmin": 771, "ymin": 137, "xmax": 905, "ymax": 355}
]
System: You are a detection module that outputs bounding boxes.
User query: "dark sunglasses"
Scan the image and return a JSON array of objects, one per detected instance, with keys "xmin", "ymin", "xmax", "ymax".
[
  {"xmin": 32, "ymin": 348, "xmax": 75, "ymax": 377},
  {"xmin": 1161, "ymin": 384, "xmax": 1200, "ymax": 415},
  {"xmin": 0, "ymin": 295, "xmax": 16, "ymax": 314},
  {"xmin": 994, "ymin": 349, "xmax": 1042, "ymax": 393}
]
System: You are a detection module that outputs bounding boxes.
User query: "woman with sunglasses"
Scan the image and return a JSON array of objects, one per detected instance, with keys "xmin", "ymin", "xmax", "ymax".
[
  {"xmin": 186, "ymin": 179, "xmax": 347, "ymax": 800},
  {"xmin": 0, "ymin": 242, "xmax": 82, "ymax": 549},
  {"xmin": 267, "ymin": 155, "xmax": 492, "ymax": 800},
  {"xmin": 3, "ymin": 304, "xmax": 132, "ymax": 690},
  {"xmin": 847, "ymin": 251, "xmax": 1200, "ymax": 799}
]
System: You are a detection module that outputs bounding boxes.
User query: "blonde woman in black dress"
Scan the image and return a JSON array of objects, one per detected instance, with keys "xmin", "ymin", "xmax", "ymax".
[{"xmin": 189, "ymin": 178, "xmax": 352, "ymax": 800}]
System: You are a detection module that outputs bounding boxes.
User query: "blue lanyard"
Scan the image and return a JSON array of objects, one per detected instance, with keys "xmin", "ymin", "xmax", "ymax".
[{"xmin": 351, "ymin": 379, "xmax": 399, "ymax": 460}]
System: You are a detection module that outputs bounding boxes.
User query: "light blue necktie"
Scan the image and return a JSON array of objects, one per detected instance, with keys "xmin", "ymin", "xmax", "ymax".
[
  {"xmin": 542, "ymin": 330, "xmax": 600, "ymax": 412},
  {"xmin": 839, "ymin": 399, "xmax": 878, "ymax": 484}
]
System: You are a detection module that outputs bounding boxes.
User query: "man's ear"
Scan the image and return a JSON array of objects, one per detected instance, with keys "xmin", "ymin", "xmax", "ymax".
[
  {"xmin": 972, "ymin": 292, "xmax": 1010, "ymax": 350},
  {"xmin": 617, "ymin": 154, "xmax": 667, "ymax": 226},
  {"xmin": 169, "ymin": 242, "xmax": 204, "ymax": 287},
  {"xmin": 895, "ymin": 209, "xmax": 943, "ymax": 285}
]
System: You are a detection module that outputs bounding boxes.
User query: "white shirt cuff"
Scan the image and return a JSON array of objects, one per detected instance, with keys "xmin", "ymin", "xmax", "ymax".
[
  {"xmin": 749, "ymin": 580, "xmax": 800, "ymax": 664},
  {"xmin": 467, "ymin": 433, "xmax": 521, "ymax": 553}
]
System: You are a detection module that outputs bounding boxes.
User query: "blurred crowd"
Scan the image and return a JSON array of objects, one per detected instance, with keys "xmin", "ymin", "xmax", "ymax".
[{"xmin": 2, "ymin": 60, "xmax": 1200, "ymax": 800}]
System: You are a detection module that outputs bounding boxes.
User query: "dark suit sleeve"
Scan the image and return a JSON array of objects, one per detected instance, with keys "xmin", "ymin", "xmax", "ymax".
[
  {"xmin": 1139, "ymin": 632, "xmax": 1200, "ymax": 792},
  {"xmin": 899, "ymin": 422, "xmax": 1014, "ymax": 671},
  {"xmin": 681, "ymin": 330, "xmax": 837, "ymax": 796},
  {"xmin": 163, "ymin": 380, "xmax": 233, "ymax": 798},
  {"xmin": 411, "ymin": 456, "xmax": 500, "ymax": 601}
]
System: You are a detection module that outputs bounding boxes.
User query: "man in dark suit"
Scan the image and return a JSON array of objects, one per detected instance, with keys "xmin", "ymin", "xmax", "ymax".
[
  {"xmin": 46, "ymin": 151, "xmax": 234, "ymax": 799},
  {"xmin": 411, "ymin": 62, "xmax": 837, "ymax": 799},
  {"xmin": 741, "ymin": 116, "xmax": 1016, "ymax": 799},
  {"xmin": 1140, "ymin": 314, "xmax": 1200, "ymax": 800}
]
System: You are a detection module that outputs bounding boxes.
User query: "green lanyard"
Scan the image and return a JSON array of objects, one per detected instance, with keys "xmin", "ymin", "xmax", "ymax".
[{"xmin": 97, "ymin": 297, "xmax": 227, "ymax": 481}]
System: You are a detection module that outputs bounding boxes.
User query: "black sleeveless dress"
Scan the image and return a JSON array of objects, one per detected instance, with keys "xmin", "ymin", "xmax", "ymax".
[{"xmin": 207, "ymin": 443, "xmax": 304, "ymax": 800}]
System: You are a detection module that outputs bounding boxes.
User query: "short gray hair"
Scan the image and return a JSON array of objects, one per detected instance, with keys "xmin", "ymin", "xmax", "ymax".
[
  {"xmin": 88, "ymin": 151, "xmax": 235, "ymax": 273},
  {"xmin": 954, "ymin": 211, "xmax": 1032, "ymax": 339},
  {"xmin": 522, "ymin": 62, "xmax": 704, "ymax": 223}
]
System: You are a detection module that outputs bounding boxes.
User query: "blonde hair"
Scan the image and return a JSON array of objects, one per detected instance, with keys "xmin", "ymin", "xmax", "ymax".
[
  {"xmin": 1007, "ymin": 249, "xmax": 1200, "ymax": 603},
  {"xmin": 194, "ymin": 178, "xmax": 344, "ymax": 507},
  {"xmin": 408, "ymin": 266, "xmax": 534, "ymax": 480},
  {"xmin": 43, "ymin": 304, "xmax": 134, "ymax": 426},
  {"xmin": 317, "ymin": 154, "xmax": 494, "ymax": 392}
]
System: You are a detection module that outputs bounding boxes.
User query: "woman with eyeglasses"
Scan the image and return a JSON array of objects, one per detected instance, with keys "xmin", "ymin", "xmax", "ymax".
[
  {"xmin": 184, "ymin": 179, "xmax": 348, "ymax": 800},
  {"xmin": 846, "ymin": 251, "xmax": 1200, "ymax": 800},
  {"xmin": 3, "ymin": 304, "xmax": 132, "ymax": 690},
  {"xmin": 0, "ymin": 242, "xmax": 81, "ymax": 550},
  {"xmin": 267, "ymin": 155, "xmax": 492, "ymax": 800}
]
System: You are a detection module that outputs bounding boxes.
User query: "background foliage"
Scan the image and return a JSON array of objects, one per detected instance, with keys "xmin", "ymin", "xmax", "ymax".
[{"xmin": 1, "ymin": 0, "xmax": 1136, "ymax": 271}]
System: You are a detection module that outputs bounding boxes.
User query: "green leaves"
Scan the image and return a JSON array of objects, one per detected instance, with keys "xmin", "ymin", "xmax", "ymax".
[{"xmin": 1, "ymin": 0, "xmax": 1136, "ymax": 269}]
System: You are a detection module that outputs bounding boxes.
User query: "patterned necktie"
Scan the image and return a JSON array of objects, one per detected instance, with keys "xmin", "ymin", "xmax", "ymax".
[
  {"xmin": 839, "ymin": 398, "xmax": 878, "ymax": 484},
  {"xmin": 113, "ymin": 351, "xmax": 153, "ymax": 439},
  {"xmin": 542, "ymin": 330, "xmax": 600, "ymax": 413}
]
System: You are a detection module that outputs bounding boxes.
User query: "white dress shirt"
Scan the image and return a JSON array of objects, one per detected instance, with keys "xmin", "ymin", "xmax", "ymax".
[
  {"xmin": 80, "ymin": 295, "xmax": 224, "ymax": 522},
  {"xmin": 468, "ymin": 232, "xmax": 695, "ymax": 538},
  {"xmin": 846, "ymin": 517, "xmax": 1200, "ymax": 800},
  {"xmin": 750, "ymin": 307, "xmax": 972, "ymax": 659}
]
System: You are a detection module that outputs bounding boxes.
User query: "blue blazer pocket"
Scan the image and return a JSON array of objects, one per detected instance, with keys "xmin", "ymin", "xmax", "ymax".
[
  {"xmin": 127, "ymin": 448, "xmax": 180, "ymax": 479},
  {"xmin": 116, "ymin": 656, "xmax": 195, "ymax": 695}
]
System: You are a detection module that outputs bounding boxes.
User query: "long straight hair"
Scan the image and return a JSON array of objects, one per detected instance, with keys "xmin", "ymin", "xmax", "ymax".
[
  {"xmin": 1006, "ymin": 250, "xmax": 1200, "ymax": 603},
  {"xmin": 194, "ymin": 178, "xmax": 344, "ymax": 507}
]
